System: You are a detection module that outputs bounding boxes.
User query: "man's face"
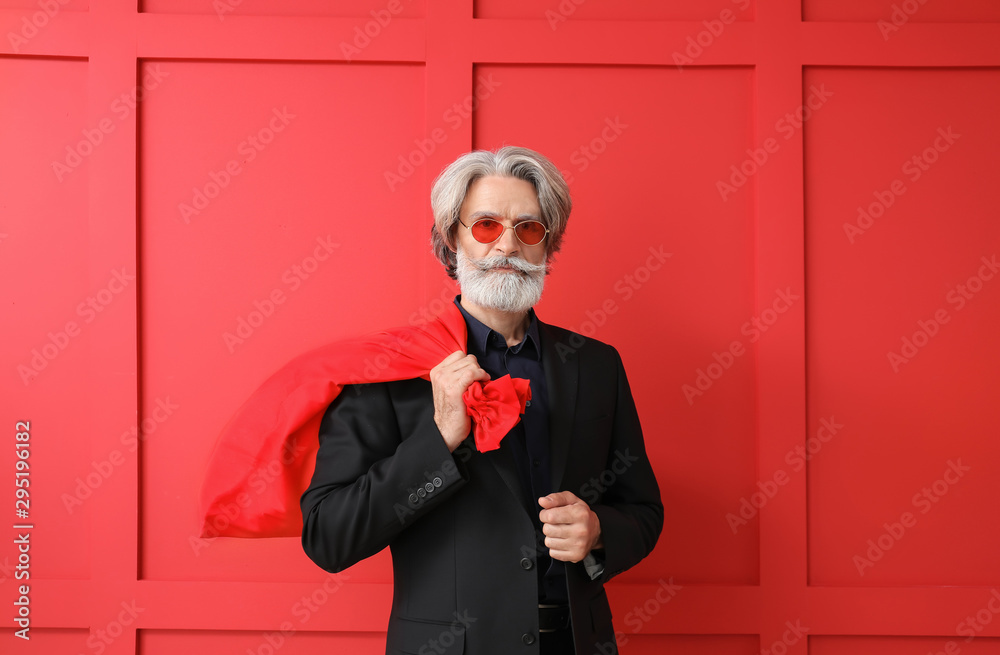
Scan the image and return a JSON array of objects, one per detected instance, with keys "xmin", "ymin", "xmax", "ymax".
[
  {"xmin": 454, "ymin": 175, "xmax": 548, "ymax": 313},
  {"xmin": 456, "ymin": 175, "xmax": 547, "ymax": 265}
]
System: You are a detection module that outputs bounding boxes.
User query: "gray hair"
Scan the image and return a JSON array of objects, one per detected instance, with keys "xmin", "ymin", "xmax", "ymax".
[{"xmin": 430, "ymin": 146, "xmax": 572, "ymax": 279}]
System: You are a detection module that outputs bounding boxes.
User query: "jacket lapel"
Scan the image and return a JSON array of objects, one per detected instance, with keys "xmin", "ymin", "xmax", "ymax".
[
  {"xmin": 539, "ymin": 320, "xmax": 578, "ymax": 493},
  {"xmin": 481, "ymin": 318, "xmax": 579, "ymax": 512},
  {"xmin": 483, "ymin": 436, "xmax": 534, "ymax": 517}
]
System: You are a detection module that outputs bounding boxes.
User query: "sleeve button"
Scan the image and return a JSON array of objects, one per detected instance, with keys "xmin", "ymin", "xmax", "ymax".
[
  {"xmin": 424, "ymin": 482, "xmax": 435, "ymax": 493},
  {"xmin": 407, "ymin": 493, "xmax": 419, "ymax": 504},
  {"xmin": 417, "ymin": 487, "xmax": 427, "ymax": 498},
  {"xmin": 432, "ymin": 476, "xmax": 443, "ymax": 487}
]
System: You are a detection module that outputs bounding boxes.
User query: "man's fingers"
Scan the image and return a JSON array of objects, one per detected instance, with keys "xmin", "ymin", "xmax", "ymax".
[
  {"xmin": 432, "ymin": 352, "xmax": 488, "ymax": 383},
  {"xmin": 440, "ymin": 350, "xmax": 467, "ymax": 365},
  {"xmin": 539, "ymin": 504, "xmax": 587, "ymax": 526},
  {"xmin": 543, "ymin": 521, "xmax": 588, "ymax": 539},
  {"xmin": 431, "ymin": 351, "xmax": 473, "ymax": 376},
  {"xmin": 457, "ymin": 360, "xmax": 491, "ymax": 383},
  {"xmin": 538, "ymin": 491, "xmax": 581, "ymax": 509},
  {"xmin": 538, "ymin": 507, "xmax": 563, "ymax": 525},
  {"xmin": 431, "ymin": 353, "xmax": 490, "ymax": 399},
  {"xmin": 547, "ymin": 548, "xmax": 573, "ymax": 563},
  {"xmin": 544, "ymin": 538, "xmax": 586, "ymax": 563}
]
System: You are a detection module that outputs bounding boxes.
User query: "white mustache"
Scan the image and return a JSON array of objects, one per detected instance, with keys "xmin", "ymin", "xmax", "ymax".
[{"xmin": 467, "ymin": 254, "xmax": 547, "ymax": 275}]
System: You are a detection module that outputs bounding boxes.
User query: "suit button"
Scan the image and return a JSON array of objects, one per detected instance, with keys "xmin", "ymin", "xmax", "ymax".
[
  {"xmin": 520, "ymin": 558, "xmax": 533, "ymax": 570},
  {"xmin": 407, "ymin": 493, "xmax": 418, "ymax": 504},
  {"xmin": 521, "ymin": 633, "xmax": 535, "ymax": 645},
  {"xmin": 417, "ymin": 487, "xmax": 427, "ymax": 498},
  {"xmin": 424, "ymin": 482, "xmax": 435, "ymax": 493},
  {"xmin": 432, "ymin": 476, "xmax": 443, "ymax": 487}
]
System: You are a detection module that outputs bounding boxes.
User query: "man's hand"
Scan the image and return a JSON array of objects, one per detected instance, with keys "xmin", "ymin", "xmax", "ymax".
[
  {"xmin": 538, "ymin": 491, "xmax": 603, "ymax": 563},
  {"xmin": 430, "ymin": 350, "xmax": 490, "ymax": 452}
]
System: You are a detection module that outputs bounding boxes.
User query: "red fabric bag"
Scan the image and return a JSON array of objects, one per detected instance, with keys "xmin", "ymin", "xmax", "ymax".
[{"xmin": 198, "ymin": 301, "xmax": 530, "ymax": 538}]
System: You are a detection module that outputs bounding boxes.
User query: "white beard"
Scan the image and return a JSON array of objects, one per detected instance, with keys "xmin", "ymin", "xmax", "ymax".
[{"xmin": 455, "ymin": 246, "xmax": 546, "ymax": 314}]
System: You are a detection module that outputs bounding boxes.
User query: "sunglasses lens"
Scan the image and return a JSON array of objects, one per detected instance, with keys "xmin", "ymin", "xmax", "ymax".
[
  {"xmin": 515, "ymin": 221, "xmax": 546, "ymax": 245},
  {"xmin": 471, "ymin": 219, "xmax": 503, "ymax": 243}
]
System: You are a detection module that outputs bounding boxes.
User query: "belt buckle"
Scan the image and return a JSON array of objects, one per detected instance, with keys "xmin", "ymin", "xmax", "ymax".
[{"xmin": 538, "ymin": 603, "xmax": 568, "ymax": 633}]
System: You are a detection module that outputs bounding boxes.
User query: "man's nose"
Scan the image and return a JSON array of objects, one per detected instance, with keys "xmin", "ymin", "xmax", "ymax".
[{"xmin": 493, "ymin": 225, "xmax": 520, "ymax": 256}]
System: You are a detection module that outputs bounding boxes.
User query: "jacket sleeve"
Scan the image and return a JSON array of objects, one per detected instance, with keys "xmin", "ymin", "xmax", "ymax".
[
  {"xmin": 589, "ymin": 351, "xmax": 663, "ymax": 582},
  {"xmin": 300, "ymin": 381, "xmax": 469, "ymax": 573}
]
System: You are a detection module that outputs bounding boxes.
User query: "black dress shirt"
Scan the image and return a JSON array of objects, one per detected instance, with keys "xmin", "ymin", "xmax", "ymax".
[{"xmin": 454, "ymin": 296, "xmax": 567, "ymax": 604}]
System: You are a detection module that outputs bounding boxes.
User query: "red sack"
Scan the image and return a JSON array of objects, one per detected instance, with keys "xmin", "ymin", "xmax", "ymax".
[{"xmin": 198, "ymin": 301, "xmax": 529, "ymax": 538}]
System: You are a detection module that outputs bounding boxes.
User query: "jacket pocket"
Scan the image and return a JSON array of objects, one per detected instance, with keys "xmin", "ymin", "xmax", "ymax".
[{"xmin": 387, "ymin": 615, "xmax": 467, "ymax": 655}]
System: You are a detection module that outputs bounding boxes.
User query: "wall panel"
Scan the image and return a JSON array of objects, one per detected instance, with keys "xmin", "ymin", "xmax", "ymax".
[
  {"xmin": 811, "ymin": 636, "xmax": 1000, "ymax": 654},
  {"xmin": 139, "ymin": 59, "xmax": 427, "ymax": 582},
  {"xmin": 0, "ymin": 56, "xmax": 93, "ymax": 584},
  {"xmin": 804, "ymin": 66, "xmax": 1000, "ymax": 587},
  {"xmin": 140, "ymin": 0, "xmax": 425, "ymax": 17},
  {"xmin": 475, "ymin": 0, "xmax": 755, "ymax": 21},
  {"xmin": 803, "ymin": 0, "xmax": 1000, "ymax": 23}
]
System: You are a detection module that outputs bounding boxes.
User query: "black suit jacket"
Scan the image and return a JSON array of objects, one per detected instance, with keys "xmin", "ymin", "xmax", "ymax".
[{"xmin": 301, "ymin": 319, "xmax": 663, "ymax": 655}]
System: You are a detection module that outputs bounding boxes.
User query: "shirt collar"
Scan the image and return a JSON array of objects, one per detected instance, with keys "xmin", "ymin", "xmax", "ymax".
[{"xmin": 453, "ymin": 295, "xmax": 542, "ymax": 360}]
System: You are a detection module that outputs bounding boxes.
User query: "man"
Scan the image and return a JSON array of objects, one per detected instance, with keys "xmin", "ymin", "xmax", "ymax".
[{"xmin": 300, "ymin": 146, "xmax": 662, "ymax": 655}]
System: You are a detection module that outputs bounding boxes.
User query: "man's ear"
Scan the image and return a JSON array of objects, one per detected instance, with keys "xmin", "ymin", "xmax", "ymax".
[{"xmin": 444, "ymin": 225, "xmax": 458, "ymax": 253}]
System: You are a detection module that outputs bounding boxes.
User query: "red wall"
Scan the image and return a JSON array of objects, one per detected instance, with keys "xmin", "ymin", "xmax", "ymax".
[{"xmin": 2, "ymin": 0, "xmax": 999, "ymax": 653}]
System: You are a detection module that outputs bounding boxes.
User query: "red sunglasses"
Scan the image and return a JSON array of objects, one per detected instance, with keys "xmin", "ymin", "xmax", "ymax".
[{"xmin": 458, "ymin": 217, "xmax": 549, "ymax": 246}]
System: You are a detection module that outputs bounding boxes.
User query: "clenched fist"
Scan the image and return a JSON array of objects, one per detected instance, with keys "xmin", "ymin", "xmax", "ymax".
[{"xmin": 539, "ymin": 491, "xmax": 603, "ymax": 563}]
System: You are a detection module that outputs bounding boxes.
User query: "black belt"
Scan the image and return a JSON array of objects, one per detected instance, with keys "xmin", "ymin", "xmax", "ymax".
[{"xmin": 539, "ymin": 604, "xmax": 570, "ymax": 632}]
